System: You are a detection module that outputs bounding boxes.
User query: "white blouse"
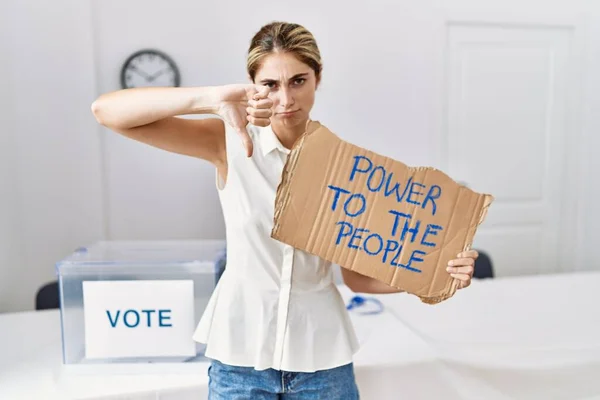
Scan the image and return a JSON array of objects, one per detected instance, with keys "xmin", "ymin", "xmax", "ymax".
[{"xmin": 192, "ymin": 120, "xmax": 359, "ymax": 372}]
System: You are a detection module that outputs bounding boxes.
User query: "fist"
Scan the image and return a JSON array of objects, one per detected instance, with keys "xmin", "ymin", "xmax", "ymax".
[
  {"xmin": 216, "ymin": 84, "xmax": 273, "ymax": 157},
  {"xmin": 446, "ymin": 249, "xmax": 478, "ymax": 289}
]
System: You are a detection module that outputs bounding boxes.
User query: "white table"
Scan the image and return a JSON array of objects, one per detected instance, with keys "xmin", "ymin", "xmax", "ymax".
[
  {"xmin": 370, "ymin": 271, "xmax": 600, "ymax": 400},
  {"xmin": 1, "ymin": 272, "xmax": 600, "ymax": 399},
  {"xmin": 0, "ymin": 287, "xmax": 440, "ymax": 400}
]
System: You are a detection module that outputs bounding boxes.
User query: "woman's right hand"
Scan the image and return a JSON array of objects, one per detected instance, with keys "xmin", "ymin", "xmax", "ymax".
[{"xmin": 215, "ymin": 84, "xmax": 273, "ymax": 157}]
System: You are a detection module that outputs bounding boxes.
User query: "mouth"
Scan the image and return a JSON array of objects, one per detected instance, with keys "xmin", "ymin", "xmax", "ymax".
[{"xmin": 278, "ymin": 110, "xmax": 300, "ymax": 117}]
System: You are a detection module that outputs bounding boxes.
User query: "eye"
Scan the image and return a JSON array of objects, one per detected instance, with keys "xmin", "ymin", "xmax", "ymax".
[
  {"xmin": 292, "ymin": 78, "xmax": 306, "ymax": 86},
  {"xmin": 264, "ymin": 82, "xmax": 278, "ymax": 89}
]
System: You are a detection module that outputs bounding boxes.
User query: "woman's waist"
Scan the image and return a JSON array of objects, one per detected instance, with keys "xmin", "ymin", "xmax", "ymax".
[{"xmin": 220, "ymin": 267, "xmax": 336, "ymax": 293}]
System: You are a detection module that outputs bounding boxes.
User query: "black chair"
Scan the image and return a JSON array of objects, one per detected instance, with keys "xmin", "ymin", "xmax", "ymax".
[
  {"xmin": 35, "ymin": 281, "xmax": 60, "ymax": 310},
  {"xmin": 473, "ymin": 250, "xmax": 494, "ymax": 279}
]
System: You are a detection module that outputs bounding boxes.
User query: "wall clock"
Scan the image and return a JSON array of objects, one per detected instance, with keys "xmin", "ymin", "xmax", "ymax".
[{"xmin": 120, "ymin": 49, "xmax": 181, "ymax": 89}]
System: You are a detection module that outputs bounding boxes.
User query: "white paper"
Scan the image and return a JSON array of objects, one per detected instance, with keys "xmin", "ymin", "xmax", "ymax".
[{"xmin": 83, "ymin": 280, "xmax": 196, "ymax": 359}]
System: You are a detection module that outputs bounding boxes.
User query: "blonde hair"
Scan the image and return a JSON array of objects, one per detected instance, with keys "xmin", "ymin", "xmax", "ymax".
[{"xmin": 247, "ymin": 22, "xmax": 323, "ymax": 82}]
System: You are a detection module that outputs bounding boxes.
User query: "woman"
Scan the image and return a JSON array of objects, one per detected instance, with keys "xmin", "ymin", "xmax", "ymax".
[{"xmin": 91, "ymin": 21, "xmax": 477, "ymax": 400}]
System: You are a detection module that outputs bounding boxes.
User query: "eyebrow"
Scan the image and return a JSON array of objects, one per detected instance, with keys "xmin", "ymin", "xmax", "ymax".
[{"xmin": 259, "ymin": 73, "xmax": 309, "ymax": 85}]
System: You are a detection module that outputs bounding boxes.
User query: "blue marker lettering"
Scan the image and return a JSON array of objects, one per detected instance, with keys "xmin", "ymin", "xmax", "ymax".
[
  {"xmin": 421, "ymin": 224, "xmax": 443, "ymax": 247},
  {"xmin": 406, "ymin": 182, "xmax": 425, "ymax": 206},
  {"xmin": 344, "ymin": 193, "xmax": 367, "ymax": 217},
  {"xmin": 382, "ymin": 240, "xmax": 399, "ymax": 264},
  {"xmin": 327, "ymin": 185, "xmax": 351, "ymax": 211},
  {"xmin": 349, "ymin": 228, "xmax": 369, "ymax": 249},
  {"xmin": 401, "ymin": 219, "xmax": 421, "ymax": 243},
  {"xmin": 349, "ymin": 155, "xmax": 373, "ymax": 181},
  {"xmin": 399, "ymin": 176, "xmax": 413, "ymax": 202},
  {"xmin": 422, "ymin": 185, "xmax": 441, "ymax": 216},
  {"xmin": 388, "ymin": 210, "xmax": 411, "ymax": 237},
  {"xmin": 335, "ymin": 221, "xmax": 354, "ymax": 245},
  {"xmin": 363, "ymin": 233, "xmax": 384, "ymax": 255},
  {"xmin": 366, "ymin": 166, "xmax": 385, "ymax": 192},
  {"xmin": 383, "ymin": 173, "xmax": 402, "ymax": 202},
  {"xmin": 398, "ymin": 250, "xmax": 425, "ymax": 273},
  {"xmin": 390, "ymin": 243, "xmax": 403, "ymax": 266}
]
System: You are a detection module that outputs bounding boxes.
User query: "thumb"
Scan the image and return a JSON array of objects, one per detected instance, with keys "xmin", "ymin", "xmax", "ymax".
[{"xmin": 235, "ymin": 125, "xmax": 253, "ymax": 158}]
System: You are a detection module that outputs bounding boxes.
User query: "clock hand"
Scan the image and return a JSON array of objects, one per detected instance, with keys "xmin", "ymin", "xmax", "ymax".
[
  {"xmin": 129, "ymin": 65, "xmax": 153, "ymax": 81},
  {"xmin": 148, "ymin": 68, "xmax": 169, "ymax": 82}
]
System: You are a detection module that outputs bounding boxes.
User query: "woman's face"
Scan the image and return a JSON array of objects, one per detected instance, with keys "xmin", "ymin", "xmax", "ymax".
[{"xmin": 253, "ymin": 52, "xmax": 319, "ymax": 130}]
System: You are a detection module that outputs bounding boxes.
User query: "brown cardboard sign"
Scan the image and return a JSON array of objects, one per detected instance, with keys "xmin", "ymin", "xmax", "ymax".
[{"xmin": 271, "ymin": 121, "xmax": 493, "ymax": 304}]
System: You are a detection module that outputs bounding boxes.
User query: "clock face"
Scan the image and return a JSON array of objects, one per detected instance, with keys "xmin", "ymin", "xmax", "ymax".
[{"xmin": 120, "ymin": 49, "xmax": 180, "ymax": 89}]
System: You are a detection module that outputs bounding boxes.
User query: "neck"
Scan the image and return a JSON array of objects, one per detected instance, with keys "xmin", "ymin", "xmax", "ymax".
[{"xmin": 271, "ymin": 120, "xmax": 308, "ymax": 149}]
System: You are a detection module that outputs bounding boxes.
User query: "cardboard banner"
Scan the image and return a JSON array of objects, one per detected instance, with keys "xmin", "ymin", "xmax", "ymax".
[{"xmin": 272, "ymin": 121, "xmax": 493, "ymax": 304}]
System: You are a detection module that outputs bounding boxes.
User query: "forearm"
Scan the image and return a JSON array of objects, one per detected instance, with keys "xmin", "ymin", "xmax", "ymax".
[
  {"xmin": 91, "ymin": 86, "xmax": 220, "ymax": 129},
  {"xmin": 341, "ymin": 268, "xmax": 403, "ymax": 294}
]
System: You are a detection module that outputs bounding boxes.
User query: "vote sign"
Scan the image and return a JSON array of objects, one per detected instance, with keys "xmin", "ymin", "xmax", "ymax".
[{"xmin": 82, "ymin": 280, "xmax": 196, "ymax": 359}]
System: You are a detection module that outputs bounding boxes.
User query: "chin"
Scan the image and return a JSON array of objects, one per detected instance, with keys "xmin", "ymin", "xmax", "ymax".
[{"xmin": 277, "ymin": 112, "xmax": 308, "ymax": 126}]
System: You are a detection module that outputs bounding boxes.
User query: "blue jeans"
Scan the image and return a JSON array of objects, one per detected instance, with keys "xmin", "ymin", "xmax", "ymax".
[{"xmin": 208, "ymin": 359, "xmax": 360, "ymax": 399}]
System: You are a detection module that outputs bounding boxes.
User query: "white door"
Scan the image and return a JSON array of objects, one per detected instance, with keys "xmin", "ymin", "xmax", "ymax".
[
  {"xmin": 442, "ymin": 23, "xmax": 575, "ymax": 276},
  {"xmin": 435, "ymin": 7, "xmax": 582, "ymax": 277}
]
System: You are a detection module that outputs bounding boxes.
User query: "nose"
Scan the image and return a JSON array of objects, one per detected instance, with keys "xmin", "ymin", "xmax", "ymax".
[{"xmin": 277, "ymin": 86, "xmax": 295, "ymax": 109}]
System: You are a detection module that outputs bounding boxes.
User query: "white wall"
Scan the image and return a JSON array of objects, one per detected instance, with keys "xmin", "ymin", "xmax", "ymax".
[
  {"xmin": 579, "ymin": 1, "xmax": 600, "ymax": 271},
  {"xmin": 1, "ymin": 0, "xmax": 599, "ymax": 312},
  {"xmin": 0, "ymin": 1, "xmax": 104, "ymax": 312},
  {"xmin": 0, "ymin": 1, "xmax": 22, "ymax": 311}
]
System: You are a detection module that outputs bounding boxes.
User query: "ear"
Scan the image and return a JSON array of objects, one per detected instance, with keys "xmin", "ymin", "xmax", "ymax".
[
  {"xmin": 247, "ymin": 74, "xmax": 254, "ymax": 83},
  {"xmin": 315, "ymin": 74, "xmax": 321, "ymax": 90}
]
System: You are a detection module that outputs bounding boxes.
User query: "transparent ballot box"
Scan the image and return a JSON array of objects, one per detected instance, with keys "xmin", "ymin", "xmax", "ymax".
[{"xmin": 55, "ymin": 240, "xmax": 225, "ymax": 366}]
